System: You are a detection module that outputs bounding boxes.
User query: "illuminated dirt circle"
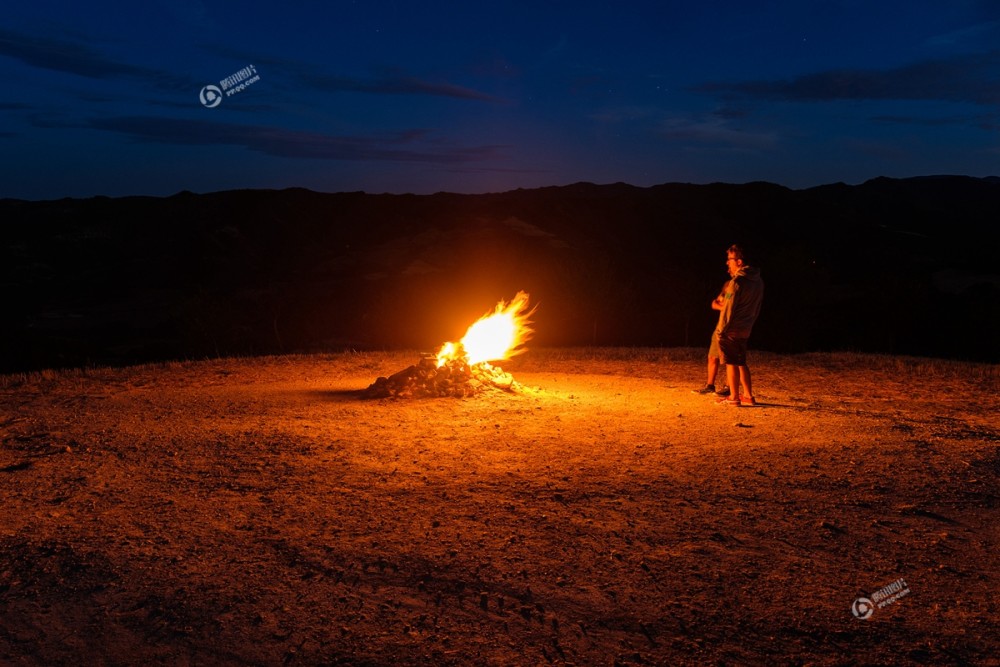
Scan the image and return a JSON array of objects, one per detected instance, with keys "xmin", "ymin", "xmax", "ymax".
[{"xmin": 1, "ymin": 349, "xmax": 997, "ymax": 665}]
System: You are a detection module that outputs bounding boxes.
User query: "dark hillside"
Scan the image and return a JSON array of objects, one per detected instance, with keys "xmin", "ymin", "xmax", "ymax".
[{"xmin": 2, "ymin": 176, "xmax": 998, "ymax": 372}]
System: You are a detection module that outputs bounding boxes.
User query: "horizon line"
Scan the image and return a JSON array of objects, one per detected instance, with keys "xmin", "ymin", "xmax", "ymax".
[{"xmin": 3, "ymin": 173, "xmax": 999, "ymax": 203}]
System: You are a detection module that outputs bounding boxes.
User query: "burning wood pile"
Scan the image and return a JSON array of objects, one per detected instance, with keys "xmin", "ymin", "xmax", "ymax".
[{"xmin": 363, "ymin": 292, "xmax": 533, "ymax": 399}]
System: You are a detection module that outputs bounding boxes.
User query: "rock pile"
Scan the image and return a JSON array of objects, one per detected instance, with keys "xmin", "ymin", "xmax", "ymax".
[{"xmin": 363, "ymin": 356, "xmax": 519, "ymax": 399}]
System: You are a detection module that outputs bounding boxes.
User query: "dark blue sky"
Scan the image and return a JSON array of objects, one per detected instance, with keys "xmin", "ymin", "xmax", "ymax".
[{"xmin": 2, "ymin": 0, "xmax": 998, "ymax": 199}]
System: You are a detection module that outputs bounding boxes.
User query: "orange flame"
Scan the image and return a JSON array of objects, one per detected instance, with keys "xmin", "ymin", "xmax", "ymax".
[{"xmin": 436, "ymin": 291, "xmax": 534, "ymax": 367}]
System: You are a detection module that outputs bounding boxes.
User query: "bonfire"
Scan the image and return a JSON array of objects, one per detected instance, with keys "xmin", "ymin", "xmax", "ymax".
[{"xmin": 364, "ymin": 292, "xmax": 534, "ymax": 398}]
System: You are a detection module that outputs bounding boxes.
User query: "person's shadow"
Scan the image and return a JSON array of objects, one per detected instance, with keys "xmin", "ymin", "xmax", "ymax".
[{"xmin": 300, "ymin": 388, "xmax": 369, "ymax": 402}]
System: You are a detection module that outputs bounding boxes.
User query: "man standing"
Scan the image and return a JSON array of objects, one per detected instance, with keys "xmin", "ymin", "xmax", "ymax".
[
  {"xmin": 714, "ymin": 244, "xmax": 764, "ymax": 407},
  {"xmin": 692, "ymin": 283, "xmax": 731, "ymax": 397}
]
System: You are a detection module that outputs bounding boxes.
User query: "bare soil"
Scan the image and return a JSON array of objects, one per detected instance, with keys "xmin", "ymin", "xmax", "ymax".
[{"xmin": 2, "ymin": 348, "xmax": 998, "ymax": 666}]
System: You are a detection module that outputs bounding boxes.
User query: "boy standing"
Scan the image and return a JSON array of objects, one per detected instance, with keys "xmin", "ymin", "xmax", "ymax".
[{"xmin": 714, "ymin": 245, "xmax": 764, "ymax": 407}]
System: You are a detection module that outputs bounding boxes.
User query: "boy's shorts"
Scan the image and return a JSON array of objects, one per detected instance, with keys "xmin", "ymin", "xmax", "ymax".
[{"xmin": 718, "ymin": 332, "xmax": 749, "ymax": 366}]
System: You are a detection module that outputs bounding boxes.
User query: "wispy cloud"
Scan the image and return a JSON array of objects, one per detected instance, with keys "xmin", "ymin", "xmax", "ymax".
[
  {"xmin": 924, "ymin": 21, "xmax": 1000, "ymax": 48},
  {"xmin": 442, "ymin": 165, "xmax": 553, "ymax": 175},
  {"xmin": 145, "ymin": 98, "xmax": 279, "ymax": 113},
  {"xmin": 297, "ymin": 68, "xmax": 506, "ymax": 102},
  {"xmin": 692, "ymin": 50, "xmax": 1000, "ymax": 105},
  {"xmin": 204, "ymin": 45, "xmax": 507, "ymax": 103},
  {"xmin": 85, "ymin": 115, "xmax": 504, "ymax": 163},
  {"xmin": 0, "ymin": 28, "xmax": 192, "ymax": 90},
  {"xmin": 658, "ymin": 114, "xmax": 777, "ymax": 151},
  {"xmin": 843, "ymin": 138, "xmax": 912, "ymax": 163},
  {"xmin": 589, "ymin": 103, "xmax": 774, "ymax": 150},
  {"xmin": 872, "ymin": 113, "xmax": 1000, "ymax": 131},
  {"xmin": 27, "ymin": 113, "xmax": 82, "ymax": 129},
  {"xmin": 588, "ymin": 105, "xmax": 657, "ymax": 124}
]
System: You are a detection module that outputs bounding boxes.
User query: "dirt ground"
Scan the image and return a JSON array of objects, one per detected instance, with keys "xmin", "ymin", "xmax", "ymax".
[{"xmin": 1, "ymin": 348, "xmax": 998, "ymax": 666}]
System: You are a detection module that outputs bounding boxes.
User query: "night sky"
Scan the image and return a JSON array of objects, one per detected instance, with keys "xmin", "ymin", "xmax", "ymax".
[{"xmin": 2, "ymin": 0, "xmax": 999, "ymax": 200}]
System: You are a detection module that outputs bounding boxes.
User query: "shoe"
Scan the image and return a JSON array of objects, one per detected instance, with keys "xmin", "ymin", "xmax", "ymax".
[
  {"xmin": 743, "ymin": 396, "xmax": 758, "ymax": 407},
  {"xmin": 692, "ymin": 384, "xmax": 716, "ymax": 395},
  {"xmin": 715, "ymin": 386, "xmax": 731, "ymax": 397},
  {"xmin": 715, "ymin": 396, "xmax": 742, "ymax": 406}
]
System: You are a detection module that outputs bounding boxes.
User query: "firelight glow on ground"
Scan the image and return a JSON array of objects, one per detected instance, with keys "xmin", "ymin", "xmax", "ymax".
[{"xmin": 1, "ymin": 349, "xmax": 997, "ymax": 663}]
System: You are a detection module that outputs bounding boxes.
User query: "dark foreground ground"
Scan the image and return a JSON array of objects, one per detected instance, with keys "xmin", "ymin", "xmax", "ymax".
[{"xmin": 1, "ymin": 349, "xmax": 998, "ymax": 665}]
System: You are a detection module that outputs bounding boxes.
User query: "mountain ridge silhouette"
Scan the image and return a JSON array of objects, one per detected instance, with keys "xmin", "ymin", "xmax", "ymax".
[{"xmin": 3, "ymin": 176, "xmax": 998, "ymax": 372}]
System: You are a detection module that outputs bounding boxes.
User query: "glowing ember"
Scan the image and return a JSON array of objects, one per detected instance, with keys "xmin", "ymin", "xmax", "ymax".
[{"xmin": 436, "ymin": 291, "xmax": 534, "ymax": 367}]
